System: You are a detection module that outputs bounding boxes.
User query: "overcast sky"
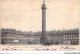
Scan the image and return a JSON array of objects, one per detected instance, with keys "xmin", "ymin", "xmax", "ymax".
[{"xmin": 0, "ymin": 0, "xmax": 79, "ymax": 32}]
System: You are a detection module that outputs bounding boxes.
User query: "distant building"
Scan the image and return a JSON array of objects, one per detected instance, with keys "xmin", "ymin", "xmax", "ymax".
[
  {"xmin": 45, "ymin": 28, "xmax": 79, "ymax": 45},
  {"xmin": 1, "ymin": 28, "xmax": 79, "ymax": 45},
  {"xmin": 1, "ymin": 29, "xmax": 41, "ymax": 45},
  {"xmin": 63, "ymin": 29, "xmax": 79, "ymax": 45}
]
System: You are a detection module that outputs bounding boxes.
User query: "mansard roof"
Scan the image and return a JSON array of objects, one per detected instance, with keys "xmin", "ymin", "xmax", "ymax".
[{"xmin": 1, "ymin": 28, "xmax": 79, "ymax": 36}]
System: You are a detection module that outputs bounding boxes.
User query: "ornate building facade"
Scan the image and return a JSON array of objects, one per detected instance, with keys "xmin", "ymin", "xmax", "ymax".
[
  {"xmin": 45, "ymin": 29, "xmax": 79, "ymax": 45},
  {"xmin": 1, "ymin": 28, "xmax": 79, "ymax": 45},
  {"xmin": 1, "ymin": 29, "xmax": 41, "ymax": 45}
]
